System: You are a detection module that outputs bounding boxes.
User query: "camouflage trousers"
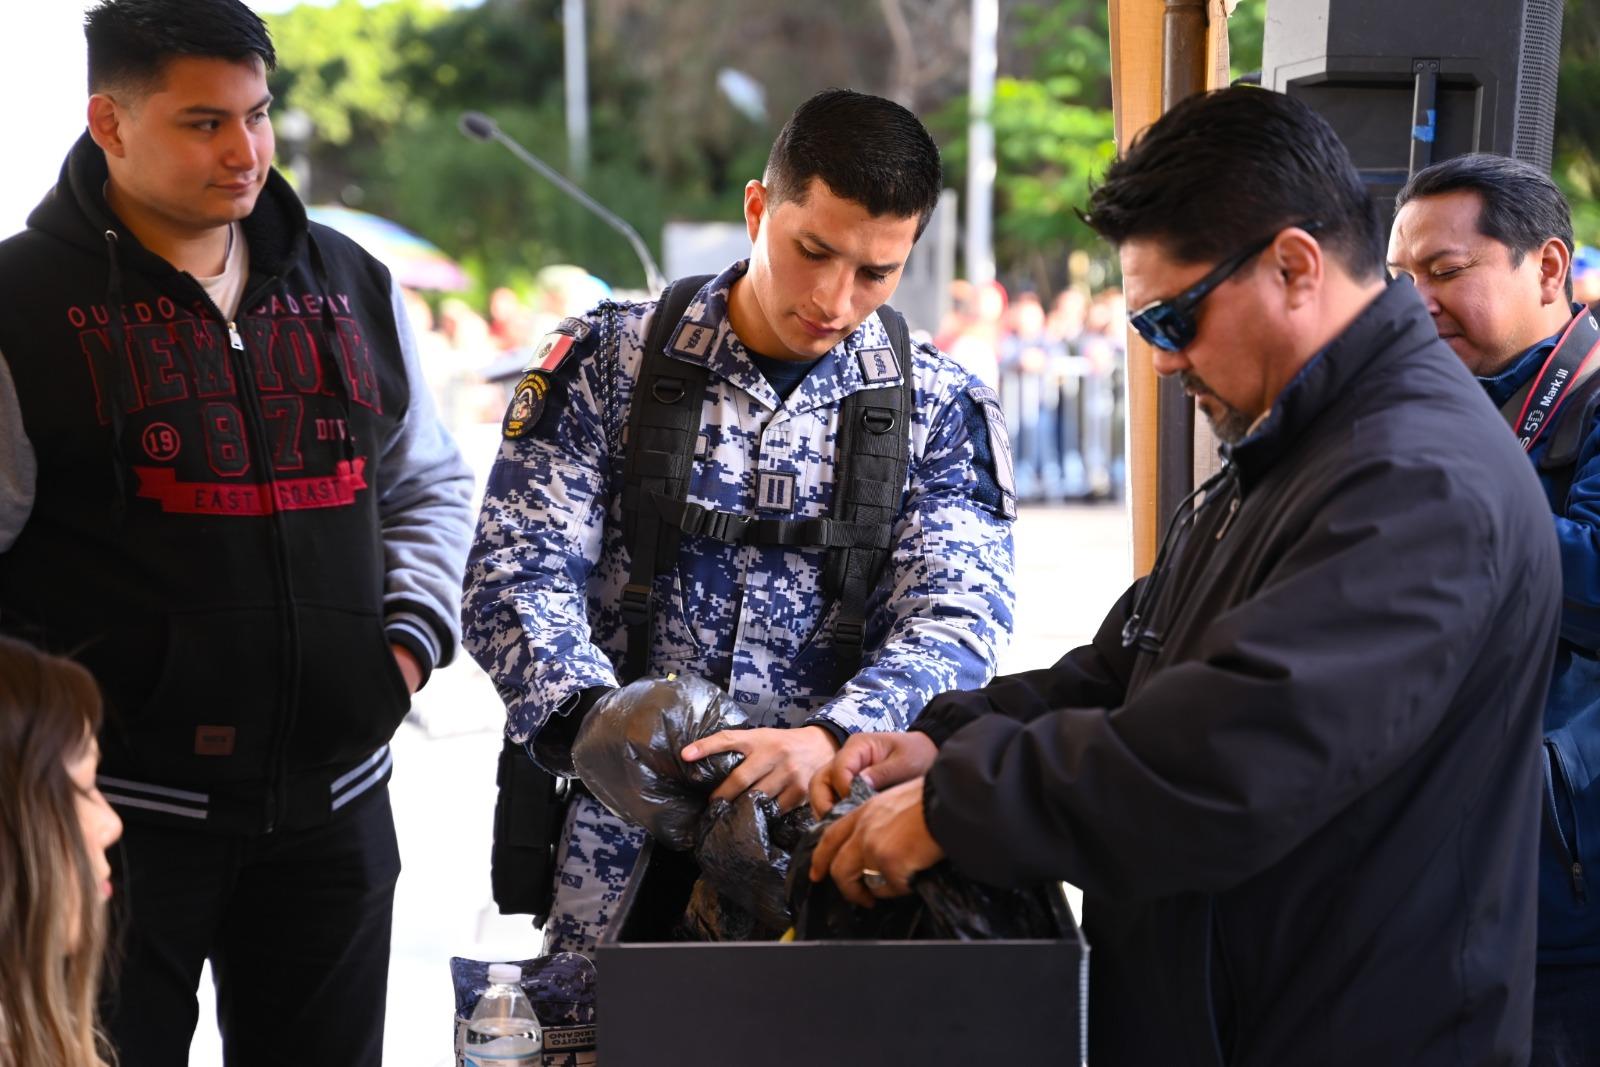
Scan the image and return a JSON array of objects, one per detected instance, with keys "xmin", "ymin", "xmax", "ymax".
[{"xmin": 541, "ymin": 790, "xmax": 648, "ymax": 955}]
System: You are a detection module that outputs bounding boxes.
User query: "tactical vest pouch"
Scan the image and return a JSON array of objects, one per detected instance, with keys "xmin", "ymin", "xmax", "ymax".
[{"xmin": 489, "ymin": 737, "xmax": 569, "ymax": 925}]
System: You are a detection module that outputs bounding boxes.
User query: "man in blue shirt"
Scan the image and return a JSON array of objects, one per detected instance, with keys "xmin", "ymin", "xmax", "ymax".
[{"xmin": 1389, "ymin": 153, "xmax": 1597, "ymax": 1067}]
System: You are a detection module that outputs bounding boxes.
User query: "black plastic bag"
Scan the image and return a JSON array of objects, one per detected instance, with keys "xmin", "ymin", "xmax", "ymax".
[
  {"xmin": 786, "ymin": 778, "xmax": 1060, "ymax": 941},
  {"xmin": 675, "ymin": 878, "xmax": 767, "ymax": 942},
  {"xmin": 571, "ymin": 675, "xmax": 825, "ymax": 939},
  {"xmin": 693, "ymin": 792, "xmax": 815, "ymax": 935},
  {"xmin": 570, "ymin": 675, "xmax": 748, "ymax": 849}
]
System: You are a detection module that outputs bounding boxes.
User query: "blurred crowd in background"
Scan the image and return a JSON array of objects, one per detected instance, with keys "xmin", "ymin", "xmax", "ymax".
[{"xmin": 938, "ymin": 279, "xmax": 1126, "ymax": 503}]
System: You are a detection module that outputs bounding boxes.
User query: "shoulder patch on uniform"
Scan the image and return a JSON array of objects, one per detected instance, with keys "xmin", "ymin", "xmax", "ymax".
[
  {"xmin": 967, "ymin": 385, "xmax": 1017, "ymax": 520},
  {"xmin": 526, "ymin": 330, "xmax": 578, "ymax": 375},
  {"xmin": 554, "ymin": 316, "xmax": 592, "ymax": 341},
  {"xmin": 858, "ymin": 346, "xmax": 900, "ymax": 384},
  {"xmin": 503, "ymin": 371, "xmax": 552, "ymax": 439},
  {"xmin": 670, "ymin": 320, "xmax": 717, "ymax": 362}
]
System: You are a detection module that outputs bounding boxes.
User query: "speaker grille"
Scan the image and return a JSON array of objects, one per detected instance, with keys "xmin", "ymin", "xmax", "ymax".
[{"xmin": 1515, "ymin": 0, "xmax": 1563, "ymax": 168}]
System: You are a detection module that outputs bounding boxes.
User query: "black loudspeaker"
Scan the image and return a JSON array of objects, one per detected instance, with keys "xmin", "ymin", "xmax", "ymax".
[{"xmin": 1262, "ymin": 0, "xmax": 1563, "ymax": 228}]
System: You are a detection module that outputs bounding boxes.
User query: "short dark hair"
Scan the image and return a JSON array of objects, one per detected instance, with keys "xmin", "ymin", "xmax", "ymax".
[
  {"xmin": 85, "ymin": 0, "xmax": 276, "ymax": 97},
  {"xmin": 764, "ymin": 89, "xmax": 943, "ymax": 239},
  {"xmin": 1396, "ymin": 153, "xmax": 1574, "ymax": 300},
  {"xmin": 1082, "ymin": 86, "xmax": 1384, "ymax": 281}
]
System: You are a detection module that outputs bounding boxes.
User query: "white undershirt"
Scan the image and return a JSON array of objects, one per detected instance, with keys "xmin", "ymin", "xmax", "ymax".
[{"xmin": 194, "ymin": 221, "xmax": 249, "ymax": 320}]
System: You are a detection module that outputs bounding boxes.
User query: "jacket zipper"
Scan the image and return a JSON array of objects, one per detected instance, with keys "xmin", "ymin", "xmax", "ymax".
[
  {"xmin": 1214, "ymin": 494, "xmax": 1241, "ymax": 540},
  {"xmin": 217, "ymin": 281, "xmax": 300, "ymax": 834},
  {"xmin": 1544, "ymin": 739, "xmax": 1588, "ymax": 903}
]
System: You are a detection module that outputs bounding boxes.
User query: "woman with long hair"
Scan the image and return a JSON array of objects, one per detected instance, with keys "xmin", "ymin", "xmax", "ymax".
[{"xmin": 0, "ymin": 635, "xmax": 124, "ymax": 1066}]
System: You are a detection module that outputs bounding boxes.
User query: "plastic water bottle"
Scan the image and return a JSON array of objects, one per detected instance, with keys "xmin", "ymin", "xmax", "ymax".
[{"xmin": 463, "ymin": 963, "xmax": 542, "ymax": 1066}]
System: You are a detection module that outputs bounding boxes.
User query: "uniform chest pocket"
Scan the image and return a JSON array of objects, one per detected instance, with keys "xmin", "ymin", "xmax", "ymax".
[{"xmin": 619, "ymin": 570, "xmax": 708, "ymax": 681}]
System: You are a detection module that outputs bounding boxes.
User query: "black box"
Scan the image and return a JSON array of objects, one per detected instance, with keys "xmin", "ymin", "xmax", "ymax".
[{"xmin": 594, "ymin": 841, "xmax": 1088, "ymax": 1066}]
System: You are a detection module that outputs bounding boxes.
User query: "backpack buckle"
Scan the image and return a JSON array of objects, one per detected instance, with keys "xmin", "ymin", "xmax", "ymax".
[
  {"xmin": 621, "ymin": 582, "xmax": 654, "ymax": 625},
  {"xmin": 834, "ymin": 617, "xmax": 866, "ymax": 651},
  {"xmin": 701, "ymin": 510, "xmax": 750, "ymax": 543}
]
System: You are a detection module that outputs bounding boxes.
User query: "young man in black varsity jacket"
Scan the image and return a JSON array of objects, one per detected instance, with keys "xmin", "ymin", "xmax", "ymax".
[{"xmin": 0, "ymin": 2, "xmax": 473, "ymax": 1061}]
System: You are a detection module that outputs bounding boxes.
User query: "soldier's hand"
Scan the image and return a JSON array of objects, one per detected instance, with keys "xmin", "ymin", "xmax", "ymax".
[
  {"xmin": 681, "ymin": 725, "xmax": 840, "ymax": 814},
  {"xmin": 808, "ymin": 731, "xmax": 939, "ymax": 818}
]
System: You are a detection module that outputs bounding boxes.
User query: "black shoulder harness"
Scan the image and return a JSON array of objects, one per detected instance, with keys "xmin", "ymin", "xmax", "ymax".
[{"xmin": 618, "ymin": 276, "xmax": 914, "ymax": 689}]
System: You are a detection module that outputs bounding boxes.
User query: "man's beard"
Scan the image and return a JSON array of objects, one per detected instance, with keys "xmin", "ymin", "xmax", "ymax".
[{"xmin": 1181, "ymin": 372, "xmax": 1256, "ymax": 444}]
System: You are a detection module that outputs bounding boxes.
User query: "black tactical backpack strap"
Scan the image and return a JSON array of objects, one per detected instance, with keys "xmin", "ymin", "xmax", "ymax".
[
  {"xmin": 823, "ymin": 306, "xmax": 915, "ymax": 683},
  {"xmin": 619, "ymin": 275, "xmax": 715, "ymax": 683}
]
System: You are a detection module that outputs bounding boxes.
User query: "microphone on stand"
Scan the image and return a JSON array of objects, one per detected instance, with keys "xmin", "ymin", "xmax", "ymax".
[{"xmin": 458, "ymin": 110, "xmax": 667, "ymax": 296}]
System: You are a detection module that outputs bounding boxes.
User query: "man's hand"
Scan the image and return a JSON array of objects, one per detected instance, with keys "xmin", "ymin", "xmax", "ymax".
[
  {"xmin": 808, "ymin": 730, "xmax": 939, "ymax": 817},
  {"xmin": 807, "ymin": 778, "xmax": 944, "ymax": 907},
  {"xmin": 391, "ymin": 644, "xmax": 422, "ymax": 695},
  {"xmin": 681, "ymin": 725, "xmax": 840, "ymax": 813}
]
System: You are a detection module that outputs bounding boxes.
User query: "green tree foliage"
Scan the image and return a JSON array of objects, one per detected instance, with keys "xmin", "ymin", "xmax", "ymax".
[
  {"xmin": 1556, "ymin": 0, "xmax": 1600, "ymax": 245},
  {"xmin": 933, "ymin": 0, "xmax": 1117, "ymax": 294},
  {"xmin": 265, "ymin": 0, "xmax": 1598, "ymax": 300},
  {"xmin": 1228, "ymin": 1, "xmax": 1265, "ymax": 80},
  {"xmin": 267, "ymin": 0, "xmax": 447, "ymax": 147}
]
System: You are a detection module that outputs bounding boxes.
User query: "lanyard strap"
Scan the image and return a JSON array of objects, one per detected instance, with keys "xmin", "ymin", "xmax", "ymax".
[{"xmin": 1504, "ymin": 306, "xmax": 1600, "ymax": 453}]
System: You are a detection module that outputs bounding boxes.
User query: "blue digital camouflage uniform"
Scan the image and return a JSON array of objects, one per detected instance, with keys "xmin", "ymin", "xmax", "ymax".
[{"xmin": 463, "ymin": 261, "xmax": 1017, "ymax": 952}]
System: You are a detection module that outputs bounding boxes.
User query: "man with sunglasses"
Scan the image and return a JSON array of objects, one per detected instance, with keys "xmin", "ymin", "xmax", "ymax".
[
  {"xmin": 1390, "ymin": 154, "xmax": 1600, "ymax": 1067},
  {"xmin": 806, "ymin": 86, "xmax": 1561, "ymax": 1066}
]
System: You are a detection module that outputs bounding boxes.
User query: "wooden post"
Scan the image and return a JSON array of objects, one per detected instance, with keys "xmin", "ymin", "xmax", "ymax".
[
  {"xmin": 1107, "ymin": 0, "xmax": 1236, "ymax": 574},
  {"xmin": 1107, "ymin": 0, "xmax": 1166, "ymax": 576}
]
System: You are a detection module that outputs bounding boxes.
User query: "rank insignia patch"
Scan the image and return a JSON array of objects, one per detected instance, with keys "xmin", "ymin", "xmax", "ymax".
[
  {"xmin": 756, "ymin": 470, "xmax": 797, "ymax": 511},
  {"xmin": 671, "ymin": 321, "xmax": 716, "ymax": 361},
  {"xmin": 857, "ymin": 346, "xmax": 900, "ymax": 384},
  {"xmin": 503, "ymin": 372, "xmax": 552, "ymax": 439}
]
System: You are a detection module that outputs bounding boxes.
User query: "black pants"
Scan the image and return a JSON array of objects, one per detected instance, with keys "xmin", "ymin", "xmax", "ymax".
[{"xmin": 102, "ymin": 784, "xmax": 402, "ymax": 1066}]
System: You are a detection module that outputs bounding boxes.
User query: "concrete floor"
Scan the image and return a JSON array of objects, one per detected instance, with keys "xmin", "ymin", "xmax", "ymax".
[{"xmin": 187, "ymin": 457, "xmax": 1133, "ymax": 1065}]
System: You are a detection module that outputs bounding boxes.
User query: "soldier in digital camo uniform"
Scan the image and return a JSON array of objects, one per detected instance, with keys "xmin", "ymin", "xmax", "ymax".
[{"xmin": 462, "ymin": 89, "xmax": 1017, "ymax": 953}]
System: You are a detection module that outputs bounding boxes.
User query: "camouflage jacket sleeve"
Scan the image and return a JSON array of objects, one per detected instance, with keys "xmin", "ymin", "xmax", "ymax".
[
  {"xmin": 461, "ymin": 308, "xmax": 623, "ymax": 742},
  {"xmin": 806, "ymin": 362, "xmax": 1017, "ymax": 736}
]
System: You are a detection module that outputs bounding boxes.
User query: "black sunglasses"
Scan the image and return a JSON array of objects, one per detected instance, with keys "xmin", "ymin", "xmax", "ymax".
[{"xmin": 1128, "ymin": 220, "xmax": 1323, "ymax": 352}]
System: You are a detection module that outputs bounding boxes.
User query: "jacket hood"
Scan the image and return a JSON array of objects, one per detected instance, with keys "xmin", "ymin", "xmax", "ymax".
[
  {"xmin": 28, "ymin": 129, "xmax": 309, "ymax": 283},
  {"xmin": 1226, "ymin": 276, "xmax": 1440, "ymax": 486}
]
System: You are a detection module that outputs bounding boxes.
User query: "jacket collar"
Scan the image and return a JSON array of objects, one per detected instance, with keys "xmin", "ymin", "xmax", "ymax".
[
  {"xmin": 1478, "ymin": 303, "xmax": 1586, "ymax": 408},
  {"xmin": 29, "ymin": 130, "xmax": 309, "ymax": 281},
  {"xmin": 1224, "ymin": 276, "xmax": 1438, "ymax": 486},
  {"xmin": 664, "ymin": 259, "xmax": 906, "ymax": 415}
]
